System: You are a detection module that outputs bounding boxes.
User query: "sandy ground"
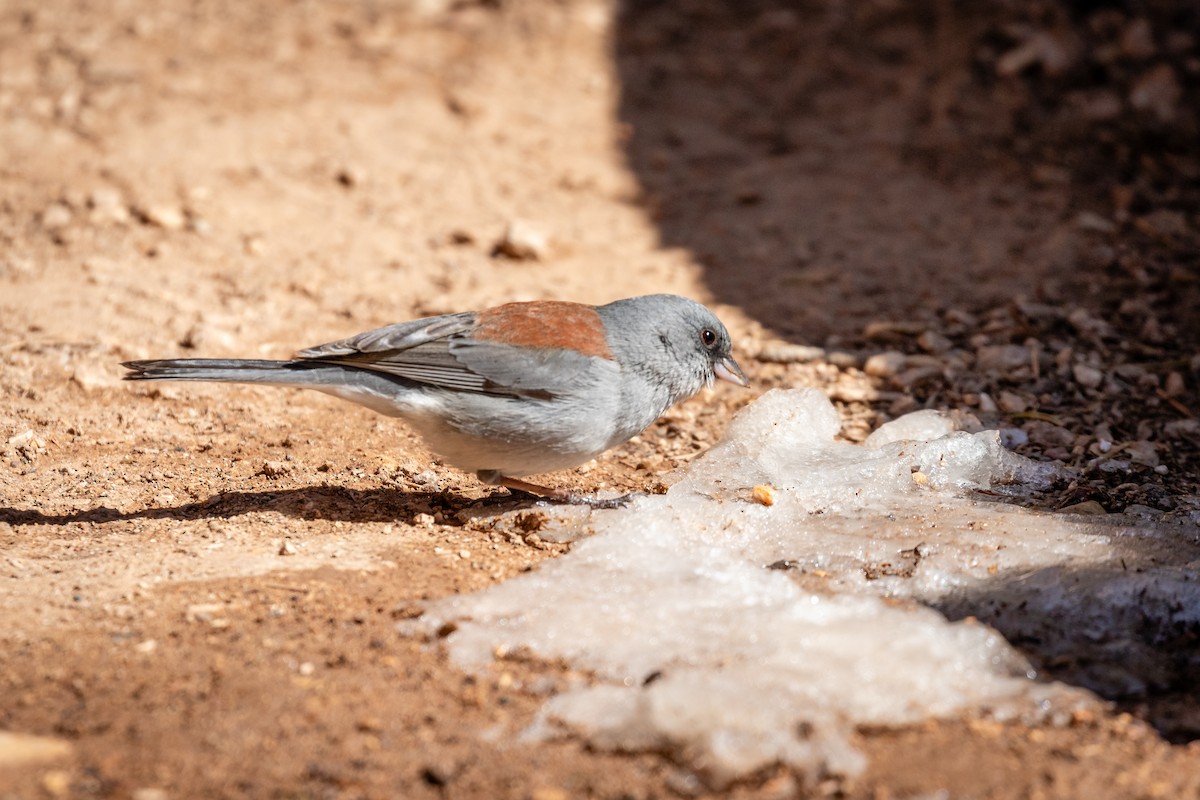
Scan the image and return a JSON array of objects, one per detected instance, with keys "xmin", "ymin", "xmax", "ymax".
[{"xmin": 2, "ymin": 0, "xmax": 1199, "ymax": 797}]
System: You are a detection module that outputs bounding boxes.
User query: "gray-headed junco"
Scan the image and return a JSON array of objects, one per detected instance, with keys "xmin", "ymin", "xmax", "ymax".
[{"xmin": 123, "ymin": 294, "xmax": 747, "ymax": 506}]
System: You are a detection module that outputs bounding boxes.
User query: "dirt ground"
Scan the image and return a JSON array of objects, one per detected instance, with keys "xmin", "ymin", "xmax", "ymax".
[{"xmin": 2, "ymin": 0, "xmax": 1199, "ymax": 798}]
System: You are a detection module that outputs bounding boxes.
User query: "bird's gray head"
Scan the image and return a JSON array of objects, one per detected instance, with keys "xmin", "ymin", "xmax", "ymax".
[{"xmin": 599, "ymin": 294, "xmax": 748, "ymax": 403}]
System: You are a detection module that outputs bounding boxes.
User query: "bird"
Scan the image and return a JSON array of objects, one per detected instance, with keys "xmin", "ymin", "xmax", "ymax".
[{"xmin": 123, "ymin": 294, "xmax": 748, "ymax": 507}]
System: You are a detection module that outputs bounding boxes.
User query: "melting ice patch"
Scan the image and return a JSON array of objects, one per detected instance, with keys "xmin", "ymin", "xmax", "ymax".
[{"xmin": 407, "ymin": 389, "xmax": 1195, "ymax": 785}]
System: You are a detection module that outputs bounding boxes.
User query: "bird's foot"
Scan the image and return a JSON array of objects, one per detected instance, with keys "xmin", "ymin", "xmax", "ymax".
[{"xmin": 479, "ymin": 472, "xmax": 636, "ymax": 509}]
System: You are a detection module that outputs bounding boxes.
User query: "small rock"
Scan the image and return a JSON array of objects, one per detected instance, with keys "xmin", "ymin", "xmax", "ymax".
[
  {"xmin": 916, "ymin": 330, "xmax": 952, "ymax": 354},
  {"xmin": 1067, "ymin": 308, "xmax": 1112, "ymax": 338},
  {"xmin": 260, "ymin": 460, "xmax": 292, "ymax": 478},
  {"xmin": 278, "ymin": 539, "xmax": 297, "ymax": 556},
  {"xmin": 71, "ymin": 362, "xmax": 120, "ymax": 392},
  {"xmin": 996, "ymin": 30, "xmax": 1078, "ymax": 77},
  {"xmin": 1072, "ymin": 363, "xmax": 1104, "ymax": 389},
  {"xmin": 1135, "ymin": 209, "xmax": 1190, "ymax": 240},
  {"xmin": 975, "ymin": 344, "xmax": 1029, "ymax": 373},
  {"xmin": 134, "ymin": 639, "xmax": 158, "ymax": 654},
  {"xmin": 751, "ymin": 485, "xmax": 777, "ymax": 506},
  {"xmin": 1163, "ymin": 371, "xmax": 1185, "ymax": 398},
  {"xmin": 1126, "ymin": 440, "xmax": 1159, "ymax": 468},
  {"xmin": 1129, "ymin": 64, "xmax": 1180, "ymax": 122},
  {"xmin": 756, "ymin": 342, "xmax": 825, "ymax": 364},
  {"xmin": 492, "ymin": 220, "xmax": 550, "ymax": 260},
  {"xmin": 1031, "ymin": 163, "xmax": 1071, "ymax": 186},
  {"xmin": 335, "ymin": 165, "xmax": 365, "ymax": 187},
  {"xmin": 863, "ymin": 351, "xmax": 906, "ymax": 378},
  {"xmin": 1025, "ymin": 420, "xmax": 1076, "ymax": 448},
  {"xmin": 894, "ymin": 364, "xmax": 943, "ymax": 388},
  {"xmin": 89, "ymin": 187, "xmax": 130, "ymax": 224},
  {"xmin": 1124, "ymin": 504, "xmax": 1164, "ymax": 518},
  {"xmin": 863, "ymin": 320, "xmax": 924, "ymax": 340},
  {"xmin": 41, "ymin": 770, "xmax": 72, "ymax": 797},
  {"xmin": 0, "ymin": 730, "xmax": 74, "ymax": 767},
  {"xmin": 999, "ymin": 428, "xmax": 1029, "ymax": 449},
  {"xmin": 825, "ymin": 350, "xmax": 860, "ymax": 369},
  {"xmin": 1074, "ymin": 211, "xmax": 1116, "ymax": 234},
  {"xmin": 141, "ymin": 204, "xmax": 186, "ymax": 230},
  {"xmin": 244, "ymin": 235, "xmax": 266, "ymax": 256},
  {"xmin": 1075, "ymin": 89, "xmax": 1123, "ymax": 122},
  {"xmin": 7, "ymin": 429, "xmax": 46, "ymax": 461},
  {"xmin": 412, "ymin": 512, "xmax": 436, "ymax": 527},
  {"xmin": 1164, "ymin": 419, "xmax": 1199, "ymax": 438},
  {"xmin": 40, "ymin": 203, "xmax": 73, "ymax": 229},
  {"xmin": 1120, "ymin": 18, "xmax": 1157, "ymax": 60},
  {"xmin": 1058, "ymin": 500, "xmax": 1107, "ymax": 515},
  {"xmin": 997, "ymin": 391, "xmax": 1029, "ymax": 414}
]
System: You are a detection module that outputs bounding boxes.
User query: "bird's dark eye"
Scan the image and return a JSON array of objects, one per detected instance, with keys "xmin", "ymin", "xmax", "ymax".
[{"xmin": 700, "ymin": 328, "xmax": 718, "ymax": 349}]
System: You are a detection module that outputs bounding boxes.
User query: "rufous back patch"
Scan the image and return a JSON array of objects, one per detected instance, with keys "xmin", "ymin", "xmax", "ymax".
[{"xmin": 473, "ymin": 301, "xmax": 614, "ymax": 359}]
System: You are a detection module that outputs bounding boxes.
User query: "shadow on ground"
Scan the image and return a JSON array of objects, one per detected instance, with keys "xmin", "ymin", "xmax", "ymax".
[
  {"xmin": 613, "ymin": 0, "xmax": 1200, "ymax": 745},
  {"xmin": 0, "ymin": 487, "xmax": 533, "ymax": 528},
  {"xmin": 613, "ymin": 0, "xmax": 1079, "ymax": 344},
  {"xmin": 937, "ymin": 553, "xmax": 1200, "ymax": 742}
]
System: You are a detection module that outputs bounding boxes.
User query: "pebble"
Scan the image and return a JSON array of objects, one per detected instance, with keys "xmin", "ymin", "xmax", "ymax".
[
  {"xmin": 917, "ymin": 330, "xmax": 952, "ymax": 354},
  {"xmin": 997, "ymin": 391, "xmax": 1029, "ymax": 414},
  {"xmin": 0, "ymin": 730, "xmax": 73, "ymax": 767},
  {"xmin": 894, "ymin": 365, "xmax": 942, "ymax": 389},
  {"xmin": 335, "ymin": 165, "xmax": 365, "ymax": 188},
  {"xmin": 1163, "ymin": 371, "xmax": 1185, "ymax": 398},
  {"xmin": 826, "ymin": 350, "xmax": 860, "ymax": 369},
  {"xmin": 1126, "ymin": 440, "xmax": 1159, "ymax": 468},
  {"xmin": 1025, "ymin": 420, "xmax": 1076, "ymax": 448},
  {"xmin": 1072, "ymin": 363, "xmax": 1104, "ymax": 389},
  {"xmin": 40, "ymin": 202, "xmax": 73, "ymax": 229},
  {"xmin": 71, "ymin": 362, "xmax": 119, "ymax": 392},
  {"xmin": 492, "ymin": 220, "xmax": 550, "ymax": 260},
  {"xmin": 1058, "ymin": 500, "xmax": 1107, "ymax": 515},
  {"xmin": 999, "ymin": 428, "xmax": 1029, "ymax": 449},
  {"xmin": 1129, "ymin": 63, "xmax": 1180, "ymax": 122},
  {"xmin": 41, "ymin": 770, "xmax": 72, "ymax": 797},
  {"xmin": 141, "ymin": 204, "xmax": 186, "ymax": 230},
  {"xmin": 1164, "ymin": 419, "xmax": 1199, "ymax": 438},
  {"xmin": 863, "ymin": 351, "xmax": 906, "ymax": 378},
  {"xmin": 1120, "ymin": 18, "xmax": 1156, "ymax": 60},
  {"xmin": 1074, "ymin": 211, "xmax": 1116, "ymax": 234},
  {"xmin": 755, "ymin": 342, "xmax": 825, "ymax": 364},
  {"xmin": 751, "ymin": 485, "xmax": 777, "ymax": 506},
  {"xmin": 996, "ymin": 30, "xmax": 1077, "ymax": 77},
  {"xmin": 278, "ymin": 539, "xmax": 297, "ymax": 556},
  {"xmin": 89, "ymin": 187, "xmax": 130, "ymax": 224},
  {"xmin": 1075, "ymin": 89, "xmax": 1123, "ymax": 122},
  {"xmin": 863, "ymin": 320, "xmax": 925, "ymax": 340},
  {"xmin": 975, "ymin": 344, "xmax": 1029, "ymax": 373},
  {"xmin": 260, "ymin": 460, "xmax": 292, "ymax": 477}
]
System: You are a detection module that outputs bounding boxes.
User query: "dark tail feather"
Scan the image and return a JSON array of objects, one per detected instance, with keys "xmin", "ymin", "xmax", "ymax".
[{"xmin": 122, "ymin": 359, "xmax": 327, "ymax": 385}]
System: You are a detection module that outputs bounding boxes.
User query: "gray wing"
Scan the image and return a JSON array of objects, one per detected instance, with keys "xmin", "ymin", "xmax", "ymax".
[{"xmin": 294, "ymin": 312, "xmax": 607, "ymax": 398}]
